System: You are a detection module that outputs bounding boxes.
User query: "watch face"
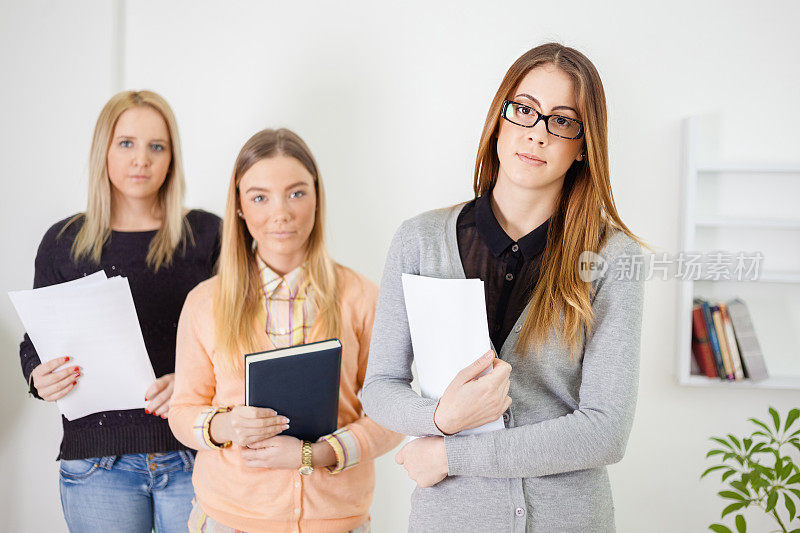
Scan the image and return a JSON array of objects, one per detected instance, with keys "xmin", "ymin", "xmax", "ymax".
[{"xmin": 299, "ymin": 466, "xmax": 314, "ymax": 476}]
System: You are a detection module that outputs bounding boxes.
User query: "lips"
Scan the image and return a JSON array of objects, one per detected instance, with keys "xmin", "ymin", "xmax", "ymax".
[{"xmin": 517, "ymin": 153, "xmax": 546, "ymax": 165}]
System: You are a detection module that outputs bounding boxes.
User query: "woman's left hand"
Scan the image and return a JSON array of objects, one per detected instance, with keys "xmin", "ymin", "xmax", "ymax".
[
  {"xmin": 240, "ymin": 435, "xmax": 302, "ymax": 469},
  {"xmin": 395, "ymin": 436, "xmax": 448, "ymax": 487},
  {"xmin": 144, "ymin": 373, "xmax": 175, "ymax": 418}
]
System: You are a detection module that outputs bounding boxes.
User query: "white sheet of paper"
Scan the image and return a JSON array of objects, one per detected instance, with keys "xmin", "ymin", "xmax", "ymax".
[
  {"xmin": 402, "ymin": 273, "xmax": 505, "ymax": 435},
  {"xmin": 9, "ymin": 272, "xmax": 156, "ymax": 420}
]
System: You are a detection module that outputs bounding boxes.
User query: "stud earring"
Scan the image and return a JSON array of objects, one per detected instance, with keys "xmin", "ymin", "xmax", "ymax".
[{"xmin": 237, "ymin": 209, "xmax": 244, "ymax": 218}]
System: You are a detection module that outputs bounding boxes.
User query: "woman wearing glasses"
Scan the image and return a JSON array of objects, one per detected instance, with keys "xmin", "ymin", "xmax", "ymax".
[
  {"xmin": 362, "ymin": 43, "xmax": 646, "ymax": 532},
  {"xmin": 168, "ymin": 128, "xmax": 402, "ymax": 533}
]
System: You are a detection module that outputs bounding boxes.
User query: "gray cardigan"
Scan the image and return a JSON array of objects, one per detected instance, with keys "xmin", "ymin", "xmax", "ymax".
[{"xmin": 362, "ymin": 204, "xmax": 644, "ymax": 532}]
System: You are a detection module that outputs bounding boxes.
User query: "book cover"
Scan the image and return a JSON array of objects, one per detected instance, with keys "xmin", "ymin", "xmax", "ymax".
[
  {"xmin": 698, "ymin": 299, "xmax": 726, "ymax": 379},
  {"xmin": 711, "ymin": 305, "xmax": 735, "ymax": 380},
  {"xmin": 691, "ymin": 304, "xmax": 718, "ymax": 378},
  {"xmin": 726, "ymin": 298, "xmax": 769, "ymax": 381},
  {"xmin": 720, "ymin": 303, "xmax": 745, "ymax": 381},
  {"xmin": 244, "ymin": 338, "xmax": 342, "ymax": 441}
]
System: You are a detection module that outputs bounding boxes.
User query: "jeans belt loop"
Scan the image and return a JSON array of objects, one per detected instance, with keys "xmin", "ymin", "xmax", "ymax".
[
  {"xmin": 98, "ymin": 456, "xmax": 118, "ymax": 470},
  {"xmin": 178, "ymin": 450, "xmax": 195, "ymax": 472}
]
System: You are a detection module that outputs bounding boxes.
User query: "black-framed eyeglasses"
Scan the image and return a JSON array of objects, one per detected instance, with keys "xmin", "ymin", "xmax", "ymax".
[{"xmin": 500, "ymin": 100, "xmax": 584, "ymax": 140}]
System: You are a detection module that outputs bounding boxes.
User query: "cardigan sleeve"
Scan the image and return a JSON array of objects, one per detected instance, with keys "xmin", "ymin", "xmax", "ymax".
[
  {"xmin": 333, "ymin": 275, "xmax": 404, "ymax": 465},
  {"xmin": 444, "ymin": 238, "xmax": 645, "ymax": 478},
  {"xmin": 361, "ymin": 221, "xmax": 447, "ymax": 437},
  {"xmin": 168, "ymin": 286, "xmax": 219, "ymax": 450}
]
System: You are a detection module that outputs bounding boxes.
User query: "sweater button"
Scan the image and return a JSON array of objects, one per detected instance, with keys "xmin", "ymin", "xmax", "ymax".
[
  {"xmin": 514, "ymin": 324, "xmax": 522, "ymax": 333},
  {"xmin": 503, "ymin": 412, "xmax": 510, "ymax": 423},
  {"xmin": 505, "ymin": 273, "xmax": 514, "ymax": 281},
  {"xmin": 515, "ymin": 507, "xmax": 525, "ymax": 517},
  {"xmin": 149, "ymin": 464, "xmax": 157, "ymax": 471}
]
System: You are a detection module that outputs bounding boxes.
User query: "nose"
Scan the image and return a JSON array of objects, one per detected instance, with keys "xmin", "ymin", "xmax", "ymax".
[
  {"xmin": 528, "ymin": 117, "xmax": 549, "ymax": 146},
  {"xmin": 132, "ymin": 146, "xmax": 150, "ymax": 168},
  {"xmin": 271, "ymin": 198, "xmax": 292, "ymax": 223}
]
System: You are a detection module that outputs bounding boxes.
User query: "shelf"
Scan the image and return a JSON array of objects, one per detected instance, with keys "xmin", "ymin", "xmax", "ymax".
[
  {"xmin": 678, "ymin": 116, "xmax": 800, "ymax": 391},
  {"xmin": 697, "ymin": 163, "xmax": 800, "ymax": 174},
  {"xmin": 695, "ymin": 216, "xmax": 800, "ymax": 230},
  {"xmin": 680, "ymin": 374, "xmax": 800, "ymax": 390}
]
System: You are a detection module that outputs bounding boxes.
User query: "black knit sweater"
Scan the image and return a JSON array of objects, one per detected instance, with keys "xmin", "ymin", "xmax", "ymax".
[{"xmin": 19, "ymin": 209, "xmax": 221, "ymax": 460}]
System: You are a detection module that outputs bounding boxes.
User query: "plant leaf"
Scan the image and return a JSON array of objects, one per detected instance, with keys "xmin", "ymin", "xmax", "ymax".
[
  {"xmin": 728, "ymin": 434, "xmax": 742, "ymax": 450},
  {"xmin": 702, "ymin": 465, "xmax": 728, "ymax": 478},
  {"xmin": 709, "ymin": 525, "xmax": 733, "ymax": 533},
  {"xmin": 719, "ymin": 490, "xmax": 746, "ymax": 501},
  {"xmin": 730, "ymin": 480, "xmax": 750, "ymax": 496},
  {"xmin": 721, "ymin": 501, "xmax": 747, "ymax": 518},
  {"xmin": 742, "ymin": 438, "xmax": 752, "ymax": 451},
  {"xmin": 722, "ymin": 470, "xmax": 737, "ymax": 482},
  {"xmin": 748, "ymin": 418, "xmax": 774, "ymax": 437},
  {"xmin": 785, "ymin": 409, "xmax": 800, "ymax": 433},
  {"xmin": 766, "ymin": 490, "xmax": 778, "ymax": 512},
  {"xmin": 712, "ymin": 437, "xmax": 736, "ymax": 450},
  {"xmin": 785, "ymin": 493, "xmax": 797, "ymax": 522},
  {"xmin": 769, "ymin": 407, "xmax": 781, "ymax": 433},
  {"xmin": 788, "ymin": 488, "xmax": 800, "ymax": 500},
  {"xmin": 735, "ymin": 513, "xmax": 746, "ymax": 533},
  {"xmin": 787, "ymin": 473, "xmax": 800, "ymax": 485},
  {"xmin": 707, "ymin": 449, "xmax": 726, "ymax": 458}
]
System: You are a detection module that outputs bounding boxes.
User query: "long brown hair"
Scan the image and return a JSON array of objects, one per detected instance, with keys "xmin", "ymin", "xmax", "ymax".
[
  {"xmin": 65, "ymin": 90, "xmax": 188, "ymax": 270},
  {"xmin": 215, "ymin": 128, "xmax": 340, "ymax": 370},
  {"xmin": 473, "ymin": 43, "xmax": 647, "ymax": 359}
]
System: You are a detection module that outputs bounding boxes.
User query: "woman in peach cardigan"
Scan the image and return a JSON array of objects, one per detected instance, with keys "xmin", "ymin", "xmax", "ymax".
[{"xmin": 169, "ymin": 128, "xmax": 401, "ymax": 533}]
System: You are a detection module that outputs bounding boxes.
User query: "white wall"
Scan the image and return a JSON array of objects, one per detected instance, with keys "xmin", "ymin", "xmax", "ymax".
[{"xmin": 2, "ymin": 1, "xmax": 799, "ymax": 531}]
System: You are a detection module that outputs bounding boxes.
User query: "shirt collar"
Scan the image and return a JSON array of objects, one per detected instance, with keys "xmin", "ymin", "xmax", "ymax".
[
  {"xmin": 474, "ymin": 192, "xmax": 550, "ymax": 260},
  {"xmin": 256, "ymin": 254, "xmax": 307, "ymax": 298}
]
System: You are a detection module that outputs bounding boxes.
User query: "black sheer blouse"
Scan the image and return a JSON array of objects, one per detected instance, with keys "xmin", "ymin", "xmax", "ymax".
[{"xmin": 456, "ymin": 193, "xmax": 549, "ymax": 352}]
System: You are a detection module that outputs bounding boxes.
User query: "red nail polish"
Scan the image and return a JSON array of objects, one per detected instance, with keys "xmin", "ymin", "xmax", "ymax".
[
  {"xmin": 145, "ymin": 409, "xmax": 150, "ymax": 414},
  {"xmin": 74, "ymin": 367, "xmax": 79, "ymax": 371},
  {"xmin": 65, "ymin": 356, "xmax": 70, "ymax": 362},
  {"xmin": 144, "ymin": 397, "xmax": 148, "ymax": 401},
  {"xmin": 75, "ymin": 373, "xmax": 80, "ymax": 378},
  {"xmin": 72, "ymin": 381, "xmax": 76, "ymax": 386}
]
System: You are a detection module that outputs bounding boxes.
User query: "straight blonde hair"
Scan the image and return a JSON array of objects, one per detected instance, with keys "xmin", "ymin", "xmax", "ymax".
[
  {"xmin": 215, "ymin": 128, "xmax": 340, "ymax": 371},
  {"xmin": 66, "ymin": 90, "xmax": 188, "ymax": 270},
  {"xmin": 473, "ymin": 43, "xmax": 647, "ymax": 359}
]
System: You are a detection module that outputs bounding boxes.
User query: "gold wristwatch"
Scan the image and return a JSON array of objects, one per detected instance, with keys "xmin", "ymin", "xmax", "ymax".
[{"xmin": 298, "ymin": 440, "xmax": 314, "ymax": 475}]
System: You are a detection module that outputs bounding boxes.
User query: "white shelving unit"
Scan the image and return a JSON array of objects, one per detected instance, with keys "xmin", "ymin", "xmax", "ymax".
[{"xmin": 677, "ymin": 116, "xmax": 800, "ymax": 390}]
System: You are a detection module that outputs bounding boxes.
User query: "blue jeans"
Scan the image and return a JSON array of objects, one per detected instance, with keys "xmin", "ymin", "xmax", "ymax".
[{"xmin": 59, "ymin": 451, "xmax": 195, "ymax": 533}]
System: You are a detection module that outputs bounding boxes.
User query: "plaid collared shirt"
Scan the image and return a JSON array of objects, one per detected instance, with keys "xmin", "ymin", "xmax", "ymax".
[
  {"xmin": 256, "ymin": 255, "xmax": 315, "ymax": 348},
  {"xmin": 193, "ymin": 255, "xmax": 361, "ymax": 475}
]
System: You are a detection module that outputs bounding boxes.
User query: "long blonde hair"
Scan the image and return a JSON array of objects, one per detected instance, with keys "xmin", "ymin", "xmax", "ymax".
[
  {"xmin": 66, "ymin": 90, "xmax": 188, "ymax": 270},
  {"xmin": 215, "ymin": 128, "xmax": 340, "ymax": 370},
  {"xmin": 473, "ymin": 43, "xmax": 647, "ymax": 359}
]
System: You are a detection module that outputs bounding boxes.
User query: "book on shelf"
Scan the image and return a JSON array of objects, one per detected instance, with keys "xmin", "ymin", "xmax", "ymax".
[
  {"xmin": 720, "ymin": 303, "xmax": 745, "ymax": 381},
  {"xmin": 726, "ymin": 298, "xmax": 769, "ymax": 381},
  {"xmin": 690, "ymin": 303, "xmax": 717, "ymax": 378},
  {"xmin": 690, "ymin": 297, "xmax": 768, "ymax": 382},
  {"xmin": 711, "ymin": 305, "xmax": 736, "ymax": 380}
]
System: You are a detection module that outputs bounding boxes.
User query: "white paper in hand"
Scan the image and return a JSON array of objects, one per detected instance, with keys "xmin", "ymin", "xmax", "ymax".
[
  {"xmin": 9, "ymin": 272, "xmax": 156, "ymax": 420},
  {"xmin": 401, "ymin": 273, "xmax": 505, "ymax": 435}
]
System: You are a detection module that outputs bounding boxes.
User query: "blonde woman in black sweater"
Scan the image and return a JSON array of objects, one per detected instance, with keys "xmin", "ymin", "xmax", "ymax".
[{"xmin": 19, "ymin": 90, "xmax": 220, "ymax": 532}]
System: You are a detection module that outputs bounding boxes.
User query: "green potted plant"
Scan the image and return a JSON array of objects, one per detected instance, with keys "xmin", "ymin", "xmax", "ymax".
[{"xmin": 702, "ymin": 406, "xmax": 800, "ymax": 532}]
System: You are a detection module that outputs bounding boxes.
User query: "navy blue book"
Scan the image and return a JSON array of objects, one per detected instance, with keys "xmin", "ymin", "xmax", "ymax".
[{"xmin": 244, "ymin": 338, "xmax": 342, "ymax": 441}]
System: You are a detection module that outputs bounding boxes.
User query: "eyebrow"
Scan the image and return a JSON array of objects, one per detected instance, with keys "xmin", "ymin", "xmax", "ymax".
[
  {"xmin": 115, "ymin": 135, "xmax": 170, "ymax": 144},
  {"xmin": 514, "ymin": 93, "xmax": 579, "ymax": 115},
  {"xmin": 244, "ymin": 181, "xmax": 311, "ymax": 194}
]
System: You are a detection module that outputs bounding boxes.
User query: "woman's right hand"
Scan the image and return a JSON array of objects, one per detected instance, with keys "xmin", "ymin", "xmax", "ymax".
[
  {"xmin": 210, "ymin": 406, "xmax": 290, "ymax": 448},
  {"xmin": 433, "ymin": 350, "xmax": 512, "ymax": 435},
  {"xmin": 30, "ymin": 356, "xmax": 81, "ymax": 402}
]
